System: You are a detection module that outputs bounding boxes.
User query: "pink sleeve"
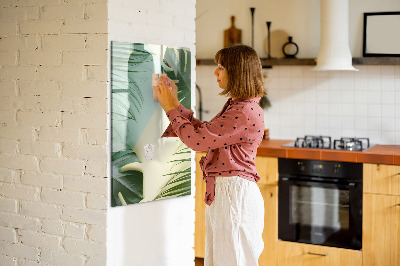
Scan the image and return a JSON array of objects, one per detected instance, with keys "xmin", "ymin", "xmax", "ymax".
[
  {"xmin": 161, "ymin": 104, "xmax": 202, "ymax": 138},
  {"xmin": 165, "ymin": 107, "xmax": 248, "ymax": 152}
]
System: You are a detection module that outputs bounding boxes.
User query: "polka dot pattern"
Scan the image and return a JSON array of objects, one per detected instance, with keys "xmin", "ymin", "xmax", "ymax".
[{"xmin": 161, "ymin": 98, "xmax": 265, "ymax": 206}]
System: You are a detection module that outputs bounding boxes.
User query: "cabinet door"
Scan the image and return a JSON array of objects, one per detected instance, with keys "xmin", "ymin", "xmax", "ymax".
[
  {"xmin": 195, "ymin": 152, "xmax": 207, "ymax": 258},
  {"xmin": 277, "ymin": 241, "xmax": 362, "ymax": 266},
  {"xmin": 255, "ymin": 156, "xmax": 278, "ymax": 186},
  {"xmin": 364, "ymin": 164, "xmax": 400, "ymax": 196},
  {"xmin": 259, "ymin": 185, "xmax": 278, "ymax": 266},
  {"xmin": 363, "ymin": 193, "xmax": 400, "ymax": 266}
]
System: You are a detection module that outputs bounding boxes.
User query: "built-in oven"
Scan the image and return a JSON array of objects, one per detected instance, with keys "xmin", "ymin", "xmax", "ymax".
[{"xmin": 278, "ymin": 158, "xmax": 363, "ymax": 250}]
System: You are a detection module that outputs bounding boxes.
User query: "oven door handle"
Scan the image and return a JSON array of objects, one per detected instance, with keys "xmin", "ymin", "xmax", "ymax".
[{"xmin": 280, "ymin": 177, "xmax": 356, "ymax": 189}]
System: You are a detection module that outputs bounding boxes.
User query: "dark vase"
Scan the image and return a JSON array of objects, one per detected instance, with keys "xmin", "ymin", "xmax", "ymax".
[{"xmin": 282, "ymin": 36, "xmax": 299, "ymax": 58}]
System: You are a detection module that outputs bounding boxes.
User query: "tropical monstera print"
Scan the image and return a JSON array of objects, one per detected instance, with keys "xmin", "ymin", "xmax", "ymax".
[{"xmin": 111, "ymin": 41, "xmax": 192, "ymax": 207}]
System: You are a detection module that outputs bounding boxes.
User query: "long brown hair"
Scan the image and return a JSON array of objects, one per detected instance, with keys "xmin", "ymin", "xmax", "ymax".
[{"xmin": 214, "ymin": 44, "xmax": 266, "ymax": 98}]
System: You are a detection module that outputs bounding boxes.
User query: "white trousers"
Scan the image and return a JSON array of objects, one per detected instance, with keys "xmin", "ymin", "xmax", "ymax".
[{"xmin": 205, "ymin": 176, "xmax": 265, "ymax": 266}]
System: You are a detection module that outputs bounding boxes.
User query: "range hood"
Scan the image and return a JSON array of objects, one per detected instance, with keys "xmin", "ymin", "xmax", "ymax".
[{"xmin": 314, "ymin": 0, "xmax": 358, "ymax": 71}]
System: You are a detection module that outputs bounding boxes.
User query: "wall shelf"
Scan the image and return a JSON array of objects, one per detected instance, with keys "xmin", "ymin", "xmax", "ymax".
[
  {"xmin": 196, "ymin": 57, "xmax": 400, "ymax": 67},
  {"xmin": 352, "ymin": 57, "xmax": 400, "ymax": 65}
]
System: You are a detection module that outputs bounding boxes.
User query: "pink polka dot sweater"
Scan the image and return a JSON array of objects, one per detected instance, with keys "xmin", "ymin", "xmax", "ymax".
[{"xmin": 161, "ymin": 97, "xmax": 265, "ymax": 205}]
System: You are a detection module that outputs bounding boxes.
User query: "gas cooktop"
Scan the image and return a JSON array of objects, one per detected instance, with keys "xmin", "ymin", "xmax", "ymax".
[{"xmin": 282, "ymin": 135, "xmax": 375, "ymax": 151}]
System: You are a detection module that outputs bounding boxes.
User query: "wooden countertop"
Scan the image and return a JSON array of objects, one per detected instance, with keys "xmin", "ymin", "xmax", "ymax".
[{"xmin": 257, "ymin": 139, "xmax": 400, "ymax": 165}]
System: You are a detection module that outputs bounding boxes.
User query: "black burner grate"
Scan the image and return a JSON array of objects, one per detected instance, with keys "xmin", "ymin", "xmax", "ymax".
[
  {"xmin": 333, "ymin": 137, "xmax": 370, "ymax": 151},
  {"xmin": 295, "ymin": 135, "xmax": 332, "ymax": 149}
]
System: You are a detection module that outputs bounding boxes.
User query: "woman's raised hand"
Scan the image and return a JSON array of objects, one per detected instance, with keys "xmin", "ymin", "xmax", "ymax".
[
  {"xmin": 167, "ymin": 77, "xmax": 180, "ymax": 109},
  {"xmin": 153, "ymin": 76, "xmax": 176, "ymax": 113}
]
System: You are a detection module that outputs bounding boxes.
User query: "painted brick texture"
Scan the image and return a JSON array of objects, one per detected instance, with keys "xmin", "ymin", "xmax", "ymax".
[{"xmin": 0, "ymin": 0, "xmax": 108, "ymax": 265}]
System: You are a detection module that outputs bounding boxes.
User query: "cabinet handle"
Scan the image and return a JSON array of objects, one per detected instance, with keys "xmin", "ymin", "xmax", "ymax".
[{"xmin": 307, "ymin": 252, "xmax": 328, "ymax": 257}]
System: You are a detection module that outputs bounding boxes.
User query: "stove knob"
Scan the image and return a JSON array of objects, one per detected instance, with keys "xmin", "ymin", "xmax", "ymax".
[
  {"xmin": 298, "ymin": 161, "xmax": 305, "ymax": 171},
  {"xmin": 334, "ymin": 164, "xmax": 341, "ymax": 174}
]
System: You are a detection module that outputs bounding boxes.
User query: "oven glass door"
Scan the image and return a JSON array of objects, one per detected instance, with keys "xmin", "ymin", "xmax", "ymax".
[
  {"xmin": 292, "ymin": 184, "xmax": 350, "ymax": 239},
  {"xmin": 278, "ymin": 177, "xmax": 362, "ymax": 250}
]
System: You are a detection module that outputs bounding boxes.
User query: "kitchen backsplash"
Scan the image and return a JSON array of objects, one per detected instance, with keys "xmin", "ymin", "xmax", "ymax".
[{"xmin": 196, "ymin": 65, "xmax": 400, "ymax": 145}]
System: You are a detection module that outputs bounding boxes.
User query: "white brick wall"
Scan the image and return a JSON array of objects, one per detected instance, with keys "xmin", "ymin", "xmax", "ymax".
[
  {"xmin": 0, "ymin": 226, "xmax": 17, "ymax": 243},
  {"xmin": 0, "ymin": 0, "xmax": 108, "ymax": 265},
  {"xmin": 64, "ymin": 222, "xmax": 85, "ymax": 239},
  {"xmin": 42, "ymin": 219, "xmax": 64, "ymax": 236},
  {"xmin": 2, "ymin": 0, "xmax": 197, "ymax": 264},
  {"xmin": 40, "ymin": 249, "xmax": 85, "ymax": 266}
]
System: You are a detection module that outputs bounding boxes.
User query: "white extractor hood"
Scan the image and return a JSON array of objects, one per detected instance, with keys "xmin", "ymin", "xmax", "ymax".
[{"xmin": 314, "ymin": 0, "xmax": 358, "ymax": 71}]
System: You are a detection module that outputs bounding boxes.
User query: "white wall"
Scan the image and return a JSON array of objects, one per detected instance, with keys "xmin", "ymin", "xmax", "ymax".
[
  {"xmin": 0, "ymin": 0, "xmax": 108, "ymax": 265},
  {"xmin": 263, "ymin": 65, "xmax": 400, "ymax": 144},
  {"xmin": 108, "ymin": 1, "xmax": 196, "ymax": 266},
  {"xmin": 196, "ymin": 0, "xmax": 400, "ymax": 58},
  {"xmin": 197, "ymin": 65, "xmax": 400, "ymax": 145},
  {"xmin": 196, "ymin": 0, "xmax": 400, "ymax": 145}
]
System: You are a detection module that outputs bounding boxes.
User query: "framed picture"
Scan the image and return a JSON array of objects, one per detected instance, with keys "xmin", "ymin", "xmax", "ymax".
[
  {"xmin": 110, "ymin": 41, "xmax": 192, "ymax": 207},
  {"xmin": 363, "ymin": 11, "xmax": 400, "ymax": 57}
]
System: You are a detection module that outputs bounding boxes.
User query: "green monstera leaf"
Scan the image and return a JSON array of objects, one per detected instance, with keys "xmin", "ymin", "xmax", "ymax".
[
  {"xmin": 111, "ymin": 44, "xmax": 148, "ymax": 122},
  {"xmin": 162, "ymin": 47, "xmax": 191, "ymax": 109},
  {"xmin": 111, "ymin": 42, "xmax": 156, "ymax": 150},
  {"xmin": 111, "ymin": 41, "xmax": 192, "ymax": 206},
  {"xmin": 111, "ymin": 147, "xmax": 143, "ymax": 207},
  {"xmin": 112, "ymin": 148, "xmax": 141, "ymax": 172},
  {"xmin": 111, "ymin": 41, "xmax": 148, "ymax": 207},
  {"xmin": 154, "ymin": 145, "xmax": 191, "ymax": 201},
  {"xmin": 112, "ymin": 169, "xmax": 143, "ymax": 206}
]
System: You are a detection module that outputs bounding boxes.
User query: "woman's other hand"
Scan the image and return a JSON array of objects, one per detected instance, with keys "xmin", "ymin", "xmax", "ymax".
[
  {"xmin": 153, "ymin": 76, "xmax": 175, "ymax": 113},
  {"xmin": 165, "ymin": 77, "xmax": 180, "ymax": 109}
]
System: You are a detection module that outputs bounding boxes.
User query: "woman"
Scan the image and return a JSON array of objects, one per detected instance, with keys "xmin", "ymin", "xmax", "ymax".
[{"xmin": 154, "ymin": 44, "xmax": 266, "ymax": 266}]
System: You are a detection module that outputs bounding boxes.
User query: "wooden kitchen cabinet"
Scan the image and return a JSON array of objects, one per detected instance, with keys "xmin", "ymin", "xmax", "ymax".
[
  {"xmin": 276, "ymin": 241, "xmax": 362, "ymax": 266},
  {"xmin": 363, "ymin": 163, "xmax": 400, "ymax": 196},
  {"xmin": 256, "ymin": 154, "xmax": 279, "ymax": 266},
  {"xmin": 363, "ymin": 191, "xmax": 400, "ymax": 266},
  {"xmin": 363, "ymin": 163, "xmax": 400, "ymax": 266},
  {"xmin": 258, "ymin": 184, "xmax": 278, "ymax": 266},
  {"xmin": 195, "ymin": 152, "xmax": 207, "ymax": 258},
  {"xmin": 255, "ymin": 156, "xmax": 278, "ymax": 186}
]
